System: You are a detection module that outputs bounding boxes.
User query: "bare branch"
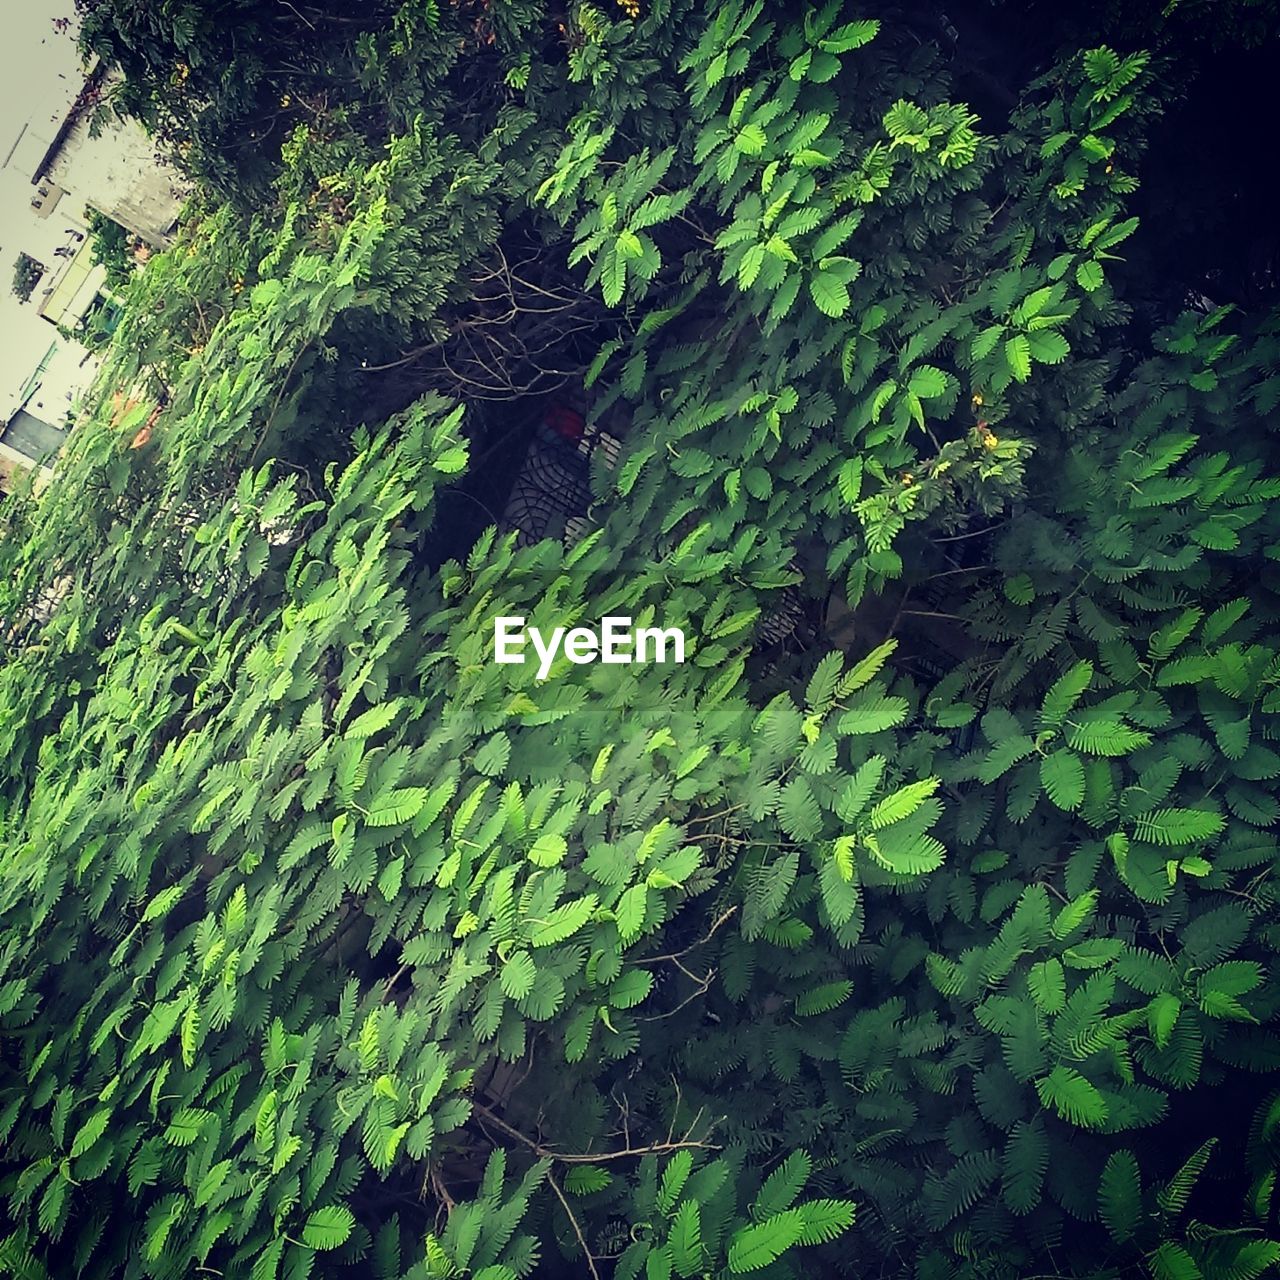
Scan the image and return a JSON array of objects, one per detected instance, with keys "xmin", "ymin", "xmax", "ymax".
[{"xmin": 471, "ymin": 1101, "xmax": 720, "ymax": 1164}]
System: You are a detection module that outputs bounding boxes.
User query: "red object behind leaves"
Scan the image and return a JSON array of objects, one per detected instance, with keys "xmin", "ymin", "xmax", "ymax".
[{"xmin": 544, "ymin": 403, "xmax": 585, "ymax": 441}]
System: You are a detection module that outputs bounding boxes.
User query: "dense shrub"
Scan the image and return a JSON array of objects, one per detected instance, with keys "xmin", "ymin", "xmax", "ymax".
[{"xmin": 3, "ymin": 3, "xmax": 1278, "ymax": 1278}]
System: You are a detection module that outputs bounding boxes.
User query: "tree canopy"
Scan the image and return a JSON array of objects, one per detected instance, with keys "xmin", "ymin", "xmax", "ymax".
[{"xmin": 2, "ymin": 3, "xmax": 1279, "ymax": 1279}]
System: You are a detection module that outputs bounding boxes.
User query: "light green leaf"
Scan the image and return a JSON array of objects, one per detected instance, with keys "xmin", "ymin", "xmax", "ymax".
[
  {"xmin": 1040, "ymin": 750, "xmax": 1085, "ymax": 811},
  {"xmin": 500, "ymin": 952, "xmax": 537, "ymax": 1000},
  {"xmin": 810, "ymin": 271, "xmax": 850, "ymax": 318},
  {"xmin": 1076, "ymin": 260, "xmax": 1104, "ymax": 292},
  {"xmin": 302, "ymin": 1205, "xmax": 355, "ymax": 1251},
  {"xmin": 1005, "ymin": 334, "xmax": 1031, "ymax": 382}
]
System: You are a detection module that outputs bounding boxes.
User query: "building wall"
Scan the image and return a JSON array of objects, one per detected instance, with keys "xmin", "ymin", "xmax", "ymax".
[
  {"xmin": 0, "ymin": 440, "xmax": 53, "ymax": 495},
  {"xmin": 31, "ymin": 179, "xmax": 65, "ymax": 219},
  {"xmin": 36, "ymin": 237, "xmax": 108, "ymax": 330},
  {"xmin": 18, "ymin": 340, "xmax": 100, "ymax": 426},
  {"xmin": 44, "ymin": 106, "xmax": 186, "ymax": 246},
  {"xmin": 1, "ymin": 409, "xmax": 68, "ymax": 463}
]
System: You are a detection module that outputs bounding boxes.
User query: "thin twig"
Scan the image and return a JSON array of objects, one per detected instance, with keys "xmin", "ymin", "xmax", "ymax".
[
  {"xmin": 638, "ymin": 907, "xmax": 737, "ymax": 966},
  {"xmin": 932, "ymin": 521, "xmax": 1009, "ymax": 542},
  {"xmin": 638, "ymin": 976, "xmax": 714, "ymax": 1023},
  {"xmin": 548, "ymin": 1171, "xmax": 601, "ymax": 1280},
  {"xmin": 429, "ymin": 1167, "xmax": 456, "ymax": 1212},
  {"xmin": 471, "ymin": 1101, "xmax": 719, "ymax": 1163}
]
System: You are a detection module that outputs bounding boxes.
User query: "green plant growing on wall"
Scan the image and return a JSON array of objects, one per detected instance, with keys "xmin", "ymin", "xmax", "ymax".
[{"xmin": 10, "ymin": 254, "xmax": 44, "ymax": 304}]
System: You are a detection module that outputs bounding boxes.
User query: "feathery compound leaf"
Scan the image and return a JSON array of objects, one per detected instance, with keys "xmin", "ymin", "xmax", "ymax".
[
  {"xmin": 1035, "ymin": 1066, "xmax": 1108, "ymax": 1129},
  {"xmin": 255, "ymin": 1091, "xmax": 278, "ymax": 1152},
  {"xmin": 365, "ymin": 786, "xmax": 429, "ymax": 827},
  {"xmin": 1038, "ymin": 661, "xmax": 1093, "ymax": 729},
  {"xmin": 794, "ymin": 980, "xmax": 853, "ymax": 1016},
  {"xmin": 1147, "ymin": 992, "xmax": 1181, "ymax": 1048},
  {"xmin": 1084, "ymin": 46, "xmax": 1120, "ymax": 84},
  {"xmin": 1001, "ymin": 1117, "xmax": 1048, "ymax": 1215},
  {"xmin": 810, "ymin": 272, "xmax": 850, "ymax": 317},
  {"xmin": 865, "ymin": 826, "xmax": 946, "ymax": 876},
  {"xmin": 1077, "ymin": 259, "xmax": 1104, "ymax": 291},
  {"xmin": 1197, "ymin": 960, "xmax": 1262, "ymax": 1020},
  {"xmin": 1213, "ymin": 1241, "xmax": 1280, "ymax": 1280},
  {"xmin": 164, "ymin": 1108, "xmax": 210, "ymax": 1147},
  {"xmin": 907, "ymin": 365, "xmax": 948, "ymax": 398},
  {"xmin": 669, "ymin": 1199, "xmax": 702, "ymax": 1277},
  {"xmin": 343, "ymin": 700, "xmax": 404, "ymax": 740},
  {"xmin": 1148, "ymin": 608, "xmax": 1202, "ymax": 662},
  {"xmin": 658, "ymin": 1150, "xmax": 693, "ymax": 1213},
  {"xmin": 1150, "ymin": 1243, "xmax": 1202, "ymax": 1280},
  {"xmin": 1028, "ymin": 959, "xmax": 1067, "ymax": 1014},
  {"xmin": 812, "ymin": 214, "xmax": 864, "ymax": 260},
  {"xmin": 530, "ymin": 895, "xmax": 598, "ymax": 947},
  {"xmin": 563, "ymin": 1165, "xmax": 611, "ymax": 1195},
  {"xmin": 1098, "ymin": 1149, "xmax": 1141, "ymax": 1243},
  {"xmin": 69, "ymin": 1109, "xmax": 111, "ymax": 1161},
  {"xmin": 500, "ymin": 951, "xmax": 537, "ymax": 1000},
  {"xmin": 837, "ymin": 694, "xmax": 909, "ymax": 735},
  {"xmin": 819, "ymin": 855, "xmax": 860, "ymax": 926},
  {"xmin": 1157, "ymin": 1139, "xmax": 1217, "ymax": 1215},
  {"xmin": 1133, "ymin": 808, "xmax": 1225, "ymax": 846},
  {"xmin": 805, "ymin": 651, "xmax": 844, "ymax": 713},
  {"xmin": 838, "ymin": 639, "xmax": 897, "ymax": 693},
  {"xmin": 779, "ymin": 777, "xmax": 823, "ymax": 841},
  {"xmin": 1065, "ymin": 718, "xmax": 1152, "ymax": 756},
  {"xmin": 794, "ymin": 1199, "xmax": 855, "ymax": 1244},
  {"xmin": 819, "ymin": 18, "xmax": 879, "ymax": 52},
  {"xmin": 729, "ymin": 1210, "xmax": 805, "ymax": 1273},
  {"xmin": 1005, "ymin": 334, "xmax": 1032, "ymax": 381},
  {"xmin": 836, "ymin": 755, "xmax": 886, "ymax": 822},
  {"xmin": 923, "ymin": 1151, "xmax": 1000, "ymax": 1227},
  {"xmin": 868, "ymin": 777, "xmax": 939, "ymax": 829},
  {"xmin": 1040, "ymin": 749, "xmax": 1085, "ymax": 811},
  {"xmin": 753, "ymin": 1149, "xmax": 811, "ymax": 1220},
  {"xmin": 302, "ymin": 1205, "xmax": 355, "ymax": 1250},
  {"xmin": 1052, "ymin": 890, "xmax": 1099, "ymax": 940},
  {"xmin": 1026, "ymin": 330, "xmax": 1070, "ymax": 364},
  {"xmin": 615, "ymin": 884, "xmax": 648, "ymax": 943},
  {"xmin": 528, "ymin": 833, "xmax": 568, "ymax": 867},
  {"xmin": 601, "ymin": 248, "xmax": 626, "ymax": 305},
  {"xmin": 180, "ymin": 1001, "xmax": 200, "ymax": 1069},
  {"xmin": 978, "ymin": 733, "xmax": 1037, "ymax": 783}
]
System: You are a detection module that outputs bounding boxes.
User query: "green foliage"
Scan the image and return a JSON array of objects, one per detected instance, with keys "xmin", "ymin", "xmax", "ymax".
[
  {"xmin": 10, "ymin": 253, "xmax": 42, "ymax": 304},
  {"xmin": 86, "ymin": 209, "xmax": 136, "ymax": 291},
  {"xmin": 1, "ymin": 3, "xmax": 1278, "ymax": 1280}
]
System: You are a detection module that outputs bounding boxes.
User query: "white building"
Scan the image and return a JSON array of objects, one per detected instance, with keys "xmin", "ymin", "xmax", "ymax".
[
  {"xmin": 0, "ymin": 336, "xmax": 99, "ymax": 493},
  {"xmin": 17, "ymin": 60, "xmax": 187, "ymax": 247},
  {"xmin": 1, "ymin": 41, "xmax": 182, "ymax": 490}
]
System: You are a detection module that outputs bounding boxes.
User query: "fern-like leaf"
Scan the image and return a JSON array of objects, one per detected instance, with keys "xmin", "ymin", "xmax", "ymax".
[{"xmin": 1098, "ymin": 1149, "xmax": 1142, "ymax": 1243}]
